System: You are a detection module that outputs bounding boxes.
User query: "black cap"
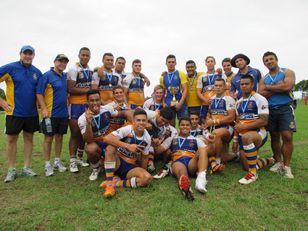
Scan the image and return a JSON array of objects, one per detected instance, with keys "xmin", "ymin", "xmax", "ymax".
[
  {"xmin": 231, "ymin": 53, "xmax": 250, "ymax": 68},
  {"xmin": 54, "ymin": 54, "xmax": 69, "ymax": 62}
]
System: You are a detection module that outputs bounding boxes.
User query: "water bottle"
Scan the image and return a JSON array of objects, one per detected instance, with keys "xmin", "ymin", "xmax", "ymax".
[{"xmin": 45, "ymin": 118, "xmax": 52, "ymax": 133}]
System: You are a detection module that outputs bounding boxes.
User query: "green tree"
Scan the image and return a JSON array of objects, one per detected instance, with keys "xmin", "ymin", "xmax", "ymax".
[{"xmin": 294, "ymin": 80, "xmax": 308, "ymax": 91}]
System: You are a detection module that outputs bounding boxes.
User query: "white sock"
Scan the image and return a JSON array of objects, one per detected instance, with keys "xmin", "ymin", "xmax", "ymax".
[{"xmin": 45, "ymin": 161, "xmax": 51, "ymax": 166}]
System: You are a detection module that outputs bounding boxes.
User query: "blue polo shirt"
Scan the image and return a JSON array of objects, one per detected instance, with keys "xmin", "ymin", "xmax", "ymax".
[
  {"xmin": 37, "ymin": 68, "xmax": 68, "ymax": 118},
  {"xmin": 0, "ymin": 61, "xmax": 42, "ymax": 117},
  {"xmin": 231, "ymin": 66, "xmax": 261, "ymax": 99}
]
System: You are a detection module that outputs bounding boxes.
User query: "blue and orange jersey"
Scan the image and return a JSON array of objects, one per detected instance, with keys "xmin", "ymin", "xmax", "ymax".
[
  {"xmin": 236, "ymin": 91, "xmax": 269, "ymax": 134},
  {"xmin": 263, "ymin": 67, "xmax": 294, "ymax": 109},
  {"xmin": 209, "ymin": 95, "xmax": 236, "ymax": 122},
  {"xmin": 231, "ymin": 66, "xmax": 262, "ymax": 99},
  {"xmin": 92, "ymin": 69, "xmax": 121, "ymax": 103},
  {"xmin": 37, "ymin": 68, "xmax": 68, "ymax": 118},
  {"xmin": 196, "ymin": 72, "xmax": 226, "ymax": 102},
  {"xmin": 107, "ymin": 101, "xmax": 129, "ymax": 132},
  {"xmin": 170, "ymin": 135, "xmax": 205, "ymax": 161},
  {"xmin": 112, "ymin": 125, "xmax": 151, "ymax": 164},
  {"xmin": 122, "ymin": 73, "xmax": 145, "ymax": 106},
  {"xmin": 159, "ymin": 70, "xmax": 187, "ymax": 106},
  {"xmin": 0, "ymin": 61, "xmax": 42, "ymax": 117},
  {"xmin": 78, "ymin": 105, "xmax": 118, "ymax": 141},
  {"xmin": 67, "ymin": 63, "xmax": 93, "ymax": 104}
]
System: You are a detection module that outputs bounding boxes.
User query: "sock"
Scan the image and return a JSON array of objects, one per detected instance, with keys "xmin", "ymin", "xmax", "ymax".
[
  {"xmin": 148, "ymin": 152, "xmax": 154, "ymax": 163},
  {"xmin": 257, "ymin": 157, "xmax": 274, "ymax": 169},
  {"xmin": 209, "ymin": 156, "xmax": 217, "ymax": 169},
  {"xmin": 76, "ymin": 148, "xmax": 84, "ymax": 159},
  {"xmin": 54, "ymin": 157, "xmax": 60, "ymax": 163},
  {"xmin": 91, "ymin": 162, "xmax": 100, "ymax": 169},
  {"xmin": 115, "ymin": 177, "xmax": 138, "ymax": 188},
  {"xmin": 104, "ymin": 161, "xmax": 116, "ymax": 186},
  {"xmin": 243, "ymin": 143, "xmax": 258, "ymax": 174},
  {"xmin": 45, "ymin": 161, "xmax": 51, "ymax": 166},
  {"xmin": 215, "ymin": 157, "xmax": 221, "ymax": 165},
  {"xmin": 70, "ymin": 157, "xmax": 77, "ymax": 162}
]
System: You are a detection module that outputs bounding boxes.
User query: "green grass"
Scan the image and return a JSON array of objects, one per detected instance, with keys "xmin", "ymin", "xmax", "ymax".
[{"xmin": 0, "ymin": 102, "xmax": 307, "ymax": 231}]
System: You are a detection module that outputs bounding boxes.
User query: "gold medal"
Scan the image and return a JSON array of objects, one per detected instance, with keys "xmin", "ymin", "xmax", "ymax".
[
  {"xmin": 208, "ymin": 86, "xmax": 212, "ymax": 91},
  {"xmin": 109, "ymin": 83, "xmax": 112, "ymax": 87}
]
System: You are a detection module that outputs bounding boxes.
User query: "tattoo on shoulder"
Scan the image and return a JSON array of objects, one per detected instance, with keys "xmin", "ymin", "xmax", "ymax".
[{"xmin": 260, "ymin": 114, "xmax": 268, "ymax": 121}]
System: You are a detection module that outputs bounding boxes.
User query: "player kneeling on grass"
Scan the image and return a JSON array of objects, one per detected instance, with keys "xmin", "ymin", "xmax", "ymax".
[
  {"xmin": 101, "ymin": 108, "xmax": 153, "ymax": 198},
  {"xmin": 170, "ymin": 117, "xmax": 208, "ymax": 200},
  {"xmin": 78, "ymin": 89, "xmax": 130, "ymax": 181},
  {"xmin": 233, "ymin": 74, "xmax": 274, "ymax": 185}
]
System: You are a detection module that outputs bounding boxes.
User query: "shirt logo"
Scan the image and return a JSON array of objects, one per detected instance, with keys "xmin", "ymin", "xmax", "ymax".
[{"xmin": 33, "ymin": 73, "xmax": 37, "ymax": 80}]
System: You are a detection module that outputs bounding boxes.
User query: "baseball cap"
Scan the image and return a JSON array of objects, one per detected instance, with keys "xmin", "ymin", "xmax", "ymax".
[
  {"xmin": 20, "ymin": 45, "xmax": 35, "ymax": 54},
  {"xmin": 54, "ymin": 54, "xmax": 69, "ymax": 62}
]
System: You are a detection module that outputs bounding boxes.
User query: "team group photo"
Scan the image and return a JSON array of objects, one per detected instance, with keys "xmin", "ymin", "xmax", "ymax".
[{"xmin": 0, "ymin": 0, "xmax": 307, "ymax": 230}]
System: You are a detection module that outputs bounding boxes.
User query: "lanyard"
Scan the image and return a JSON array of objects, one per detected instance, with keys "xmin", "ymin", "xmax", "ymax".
[
  {"xmin": 106, "ymin": 73, "xmax": 113, "ymax": 85},
  {"xmin": 133, "ymin": 130, "xmax": 145, "ymax": 144},
  {"xmin": 214, "ymin": 97, "xmax": 223, "ymax": 109},
  {"xmin": 92, "ymin": 114, "xmax": 101, "ymax": 130},
  {"xmin": 188, "ymin": 72, "xmax": 197, "ymax": 89},
  {"xmin": 190, "ymin": 130, "xmax": 197, "ymax": 137},
  {"xmin": 79, "ymin": 63, "xmax": 90, "ymax": 81},
  {"xmin": 208, "ymin": 73, "xmax": 215, "ymax": 85},
  {"xmin": 241, "ymin": 95, "xmax": 252, "ymax": 113},
  {"xmin": 269, "ymin": 68, "xmax": 280, "ymax": 84},
  {"xmin": 167, "ymin": 71, "xmax": 176, "ymax": 85},
  {"xmin": 178, "ymin": 137, "xmax": 186, "ymax": 149}
]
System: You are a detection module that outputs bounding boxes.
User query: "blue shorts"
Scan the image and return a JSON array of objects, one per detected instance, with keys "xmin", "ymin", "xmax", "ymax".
[
  {"xmin": 115, "ymin": 157, "xmax": 138, "ymax": 179},
  {"xmin": 172, "ymin": 156, "xmax": 196, "ymax": 176},
  {"xmin": 96, "ymin": 141, "xmax": 107, "ymax": 157},
  {"xmin": 69, "ymin": 104, "xmax": 88, "ymax": 119},
  {"xmin": 268, "ymin": 105, "xmax": 296, "ymax": 132},
  {"xmin": 199, "ymin": 105, "xmax": 209, "ymax": 119}
]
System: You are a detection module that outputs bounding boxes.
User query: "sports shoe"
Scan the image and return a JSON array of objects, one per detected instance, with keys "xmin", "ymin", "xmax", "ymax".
[
  {"xmin": 179, "ymin": 175, "xmax": 194, "ymax": 201},
  {"xmin": 103, "ymin": 185, "xmax": 116, "ymax": 198},
  {"xmin": 153, "ymin": 164, "xmax": 170, "ymax": 179},
  {"xmin": 195, "ymin": 171, "xmax": 207, "ymax": 193},
  {"xmin": 89, "ymin": 168, "xmax": 101, "ymax": 181},
  {"xmin": 270, "ymin": 161, "xmax": 282, "ymax": 173},
  {"xmin": 211, "ymin": 164, "xmax": 225, "ymax": 174},
  {"xmin": 54, "ymin": 161, "xmax": 67, "ymax": 172},
  {"xmin": 4, "ymin": 169, "xmax": 17, "ymax": 183},
  {"xmin": 69, "ymin": 160, "xmax": 79, "ymax": 173},
  {"xmin": 238, "ymin": 172, "xmax": 258, "ymax": 185},
  {"xmin": 280, "ymin": 166, "xmax": 294, "ymax": 179},
  {"xmin": 100, "ymin": 176, "xmax": 121, "ymax": 188},
  {"xmin": 21, "ymin": 167, "xmax": 38, "ymax": 177},
  {"xmin": 77, "ymin": 159, "xmax": 90, "ymax": 167},
  {"xmin": 45, "ymin": 164, "xmax": 54, "ymax": 177}
]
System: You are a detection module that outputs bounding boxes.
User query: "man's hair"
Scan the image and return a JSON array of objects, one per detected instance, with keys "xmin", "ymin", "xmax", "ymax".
[
  {"xmin": 133, "ymin": 108, "xmax": 147, "ymax": 118},
  {"xmin": 263, "ymin": 51, "xmax": 278, "ymax": 61},
  {"xmin": 153, "ymin": 85, "xmax": 164, "ymax": 93},
  {"xmin": 160, "ymin": 107, "xmax": 174, "ymax": 121},
  {"xmin": 205, "ymin": 56, "xmax": 216, "ymax": 63},
  {"xmin": 79, "ymin": 47, "xmax": 90, "ymax": 55},
  {"xmin": 86, "ymin": 89, "xmax": 100, "ymax": 100},
  {"xmin": 166, "ymin": 54, "xmax": 176, "ymax": 62},
  {"xmin": 189, "ymin": 111, "xmax": 200, "ymax": 118},
  {"xmin": 179, "ymin": 117, "xmax": 191, "ymax": 124},
  {"xmin": 221, "ymin": 57, "xmax": 231, "ymax": 65},
  {"xmin": 132, "ymin": 59, "xmax": 141, "ymax": 65},
  {"xmin": 214, "ymin": 77, "xmax": 226, "ymax": 85},
  {"xmin": 116, "ymin": 56, "xmax": 126, "ymax": 63},
  {"xmin": 103, "ymin": 52, "xmax": 114, "ymax": 60},
  {"xmin": 240, "ymin": 74, "xmax": 254, "ymax": 83},
  {"xmin": 186, "ymin": 60, "xmax": 196, "ymax": 66},
  {"xmin": 112, "ymin": 86, "xmax": 124, "ymax": 93}
]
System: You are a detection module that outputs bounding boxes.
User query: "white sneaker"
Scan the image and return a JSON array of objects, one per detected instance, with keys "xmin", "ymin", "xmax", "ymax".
[
  {"xmin": 239, "ymin": 172, "xmax": 258, "ymax": 185},
  {"xmin": 281, "ymin": 166, "xmax": 294, "ymax": 179},
  {"xmin": 54, "ymin": 161, "xmax": 67, "ymax": 172},
  {"xmin": 45, "ymin": 164, "xmax": 54, "ymax": 177},
  {"xmin": 195, "ymin": 171, "xmax": 207, "ymax": 193},
  {"xmin": 270, "ymin": 162, "xmax": 282, "ymax": 173},
  {"xmin": 77, "ymin": 159, "xmax": 90, "ymax": 167},
  {"xmin": 89, "ymin": 168, "xmax": 101, "ymax": 181},
  {"xmin": 69, "ymin": 160, "xmax": 79, "ymax": 173}
]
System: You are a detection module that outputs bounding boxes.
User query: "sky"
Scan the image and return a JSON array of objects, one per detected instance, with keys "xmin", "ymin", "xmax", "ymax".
[{"xmin": 0, "ymin": 0, "xmax": 307, "ymax": 97}]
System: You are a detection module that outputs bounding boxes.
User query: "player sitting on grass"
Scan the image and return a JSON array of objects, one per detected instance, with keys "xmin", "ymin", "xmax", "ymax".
[
  {"xmin": 101, "ymin": 108, "xmax": 153, "ymax": 198},
  {"xmin": 170, "ymin": 117, "xmax": 208, "ymax": 200}
]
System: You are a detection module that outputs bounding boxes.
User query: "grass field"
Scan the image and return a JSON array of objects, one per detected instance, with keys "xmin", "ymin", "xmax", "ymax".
[{"xmin": 0, "ymin": 101, "xmax": 307, "ymax": 231}]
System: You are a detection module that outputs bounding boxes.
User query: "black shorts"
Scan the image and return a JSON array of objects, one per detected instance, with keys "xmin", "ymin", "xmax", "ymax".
[
  {"xmin": 5, "ymin": 116, "xmax": 39, "ymax": 135},
  {"xmin": 268, "ymin": 105, "xmax": 296, "ymax": 132},
  {"xmin": 40, "ymin": 117, "xmax": 69, "ymax": 136}
]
